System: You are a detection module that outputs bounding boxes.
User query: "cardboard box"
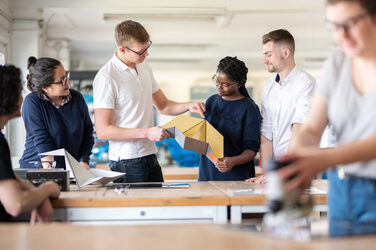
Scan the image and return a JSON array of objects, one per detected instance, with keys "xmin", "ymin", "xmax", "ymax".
[{"xmin": 162, "ymin": 115, "xmax": 223, "ymax": 163}]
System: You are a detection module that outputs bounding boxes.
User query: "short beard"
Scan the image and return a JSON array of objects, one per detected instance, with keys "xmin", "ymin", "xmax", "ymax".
[{"xmin": 267, "ymin": 65, "xmax": 276, "ymax": 73}]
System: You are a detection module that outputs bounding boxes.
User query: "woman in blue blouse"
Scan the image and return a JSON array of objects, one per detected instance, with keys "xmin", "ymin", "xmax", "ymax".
[
  {"xmin": 19, "ymin": 57, "xmax": 94, "ymax": 170},
  {"xmin": 199, "ymin": 56, "xmax": 261, "ymax": 181}
]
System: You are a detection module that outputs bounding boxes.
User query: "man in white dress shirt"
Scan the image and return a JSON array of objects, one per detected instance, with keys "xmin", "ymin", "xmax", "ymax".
[
  {"xmin": 247, "ymin": 29, "xmax": 315, "ymax": 183},
  {"xmin": 93, "ymin": 20, "xmax": 205, "ymax": 183}
]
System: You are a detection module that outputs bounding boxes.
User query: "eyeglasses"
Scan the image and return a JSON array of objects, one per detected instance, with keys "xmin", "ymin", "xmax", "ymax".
[
  {"xmin": 212, "ymin": 75, "xmax": 237, "ymax": 88},
  {"xmin": 124, "ymin": 41, "xmax": 152, "ymax": 56},
  {"xmin": 325, "ymin": 12, "xmax": 369, "ymax": 34},
  {"xmin": 52, "ymin": 72, "xmax": 70, "ymax": 86},
  {"xmin": 41, "ymin": 160, "xmax": 56, "ymax": 169}
]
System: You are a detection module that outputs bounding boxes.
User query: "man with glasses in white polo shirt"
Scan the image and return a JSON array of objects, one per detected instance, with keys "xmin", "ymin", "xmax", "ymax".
[
  {"xmin": 246, "ymin": 29, "xmax": 315, "ymax": 183},
  {"xmin": 93, "ymin": 20, "xmax": 205, "ymax": 183}
]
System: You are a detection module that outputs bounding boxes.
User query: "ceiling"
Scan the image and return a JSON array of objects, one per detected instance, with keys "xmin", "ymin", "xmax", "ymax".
[{"xmin": 11, "ymin": 0, "xmax": 334, "ymax": 72}]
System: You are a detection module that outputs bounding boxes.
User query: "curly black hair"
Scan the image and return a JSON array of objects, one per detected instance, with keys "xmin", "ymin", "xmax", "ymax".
[
  {"xmin": 0, "ymin": 65, "xmax": 22, "ymax": 116},
  {"xmin": 217, "ymin": 56, "xmax": 252, "ymax": 100}
]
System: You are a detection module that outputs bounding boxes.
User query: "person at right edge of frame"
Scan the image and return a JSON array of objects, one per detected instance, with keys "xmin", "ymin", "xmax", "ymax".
[
  {"xmin": 198, "ymin": 56, "xmax": 261, "ymax": 181},
  {"xmin": 93, "ymin": 20, "xmax": 205, "ymax": 183},
  {"xmin": 278, "ymin": 0, "xmax": 376, "ymax": 237},
  {"xmin": 246, "ymin": 29, "xmax": 315, "ymax": 183}
]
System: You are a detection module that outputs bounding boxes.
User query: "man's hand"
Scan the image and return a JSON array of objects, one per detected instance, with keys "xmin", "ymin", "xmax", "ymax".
[
  {"xmin": 188, "ymin": 102, "xmax": 206, "ymax": 118},
  {"xmin": 145, "ymin": 126, "xmax": 171, "ymax": 141},
  {"xmin": 245, "ymin": 175, "xmax": 267, "ymax": 183},
  {"xmin": 80, "ymin": 162, "xmax": 91, "ymax": 170}
]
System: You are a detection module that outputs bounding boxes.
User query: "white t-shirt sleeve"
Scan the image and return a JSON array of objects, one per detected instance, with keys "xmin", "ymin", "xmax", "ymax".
[
  {"xmin": 315, "ymin": 51, "xmax": 340, "ymax": 102},
  {"xmin": 261, "ymin": 84, "xmax": 273, "ymax": 140},
  {"xmin": 93, "ymin": 73, "xmax": 116, "ymax": 109},
  {"xmin": 292, "ymin": 77, "xmax": 315, "ymax": 124}
]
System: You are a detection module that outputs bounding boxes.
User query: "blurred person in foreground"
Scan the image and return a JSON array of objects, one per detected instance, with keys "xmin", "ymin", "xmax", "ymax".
[{"xmin": 279, "ymin": 0, "xmax": 376, "ymax": 237}]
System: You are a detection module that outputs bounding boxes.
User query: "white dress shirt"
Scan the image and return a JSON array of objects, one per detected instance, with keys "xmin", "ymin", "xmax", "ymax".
[{"xmin": 261, "ymin": 67, "xmax": 315, "ymax": 157}]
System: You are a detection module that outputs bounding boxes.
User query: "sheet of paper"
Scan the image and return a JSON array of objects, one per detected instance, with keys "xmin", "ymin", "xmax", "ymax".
[{"xmin": 40, "ymin": 149, "xmax": 125, "ymax": 188}]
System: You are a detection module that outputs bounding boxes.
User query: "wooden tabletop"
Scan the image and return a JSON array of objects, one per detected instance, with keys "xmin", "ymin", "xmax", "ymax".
[
  {"xmin": 162, "ymin": 166, "xmax": 199, "ymax": 180},
  {"xmin": 1, "ymin": 223, "xmax": 374, "ymax": 250},
  {"xmin": 51, "ymin": 179, "xmax": 327, "ymax": 208},
  {"xmin": 210, "ymin": 179, "xmax": 327, "ymax": 205},
  {"xmin": 51, "ymin": 182, "xmax": 230, "ymax": 208}
]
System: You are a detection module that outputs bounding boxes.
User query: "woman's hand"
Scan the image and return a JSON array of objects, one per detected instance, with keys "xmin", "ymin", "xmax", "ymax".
[
  {"xmin": 278, "ymin": 148, "xmax": 329, "ymax": 193},
  {"xmin": 215, "ymin": 157, "xmax": 235, "ymax": 173}
]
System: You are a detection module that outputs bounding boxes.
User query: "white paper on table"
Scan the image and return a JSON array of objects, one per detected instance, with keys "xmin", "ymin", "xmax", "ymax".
[{"xmin": 39, "ymin": 148, "xmax": 125, "ymax": 188}]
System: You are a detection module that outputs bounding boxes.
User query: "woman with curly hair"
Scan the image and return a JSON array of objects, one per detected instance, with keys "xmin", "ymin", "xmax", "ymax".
[
  {"xmin": 19, "ymin": 57, "xmax": 94, "ymax": 169},
  {"xmin": 198, "ymin": 56, "xmax": 261, "ymax": 181},
  {"xmin": 0, "ymin": 64, "xmax": 60, "ymax": 222}
]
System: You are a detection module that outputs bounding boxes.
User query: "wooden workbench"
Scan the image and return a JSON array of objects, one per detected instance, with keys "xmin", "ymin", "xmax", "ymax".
[
  {"xmin": 50, "ymin": 180, "xmax": 327, "ymax": 224},
  {"xmin": 1, "ymin": 223, "xmax": 374, "ymax": 250},
  {"xmin": 211, "ymin": 179, "xmax": 328, "ymax": 224},
  {"xmin": 51, "ymin": 182, "xmax": 230, "ymax": 224}
]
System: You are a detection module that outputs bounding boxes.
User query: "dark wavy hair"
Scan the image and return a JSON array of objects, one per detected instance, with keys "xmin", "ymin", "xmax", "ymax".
[
  {"xmin": 0, "ymin": 65, "xmax": 22, "ymax": 116},
  {"xmin": 26, "ymin": 56, "xmax": 61, "ymax": 95},
  {"xmin": 217, "ymin": 56, "xmax": 252, "ymax": 100}
]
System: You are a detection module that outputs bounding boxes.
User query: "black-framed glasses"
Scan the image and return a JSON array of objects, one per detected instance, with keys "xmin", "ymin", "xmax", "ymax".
[
  {"xmin": 124, "ymin": 41, "xmax": 152, "ymax": 56},
  {"xmin": 212, "ymin": 75, "xmax": 237, "ymax": 88},
  {"xmin": 41, "ymin": 160, "xmax": 56, "ymax": 169},
  {"xmin": 325, "ymin": 12, "xmax": 369, "ymax": 34},
  {"xmin": 52, "ymin": 72, "xmax": 70, "ymax": 86}
]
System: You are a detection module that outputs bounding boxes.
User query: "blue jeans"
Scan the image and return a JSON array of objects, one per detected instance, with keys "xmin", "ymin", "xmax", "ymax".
[
  {"xmin": 328, "ymin": 169, "xmax": 376, "ymax": 237},
  {"xmin": 109, "ymin": 154, "xmax": 164, "ymax": 183}
]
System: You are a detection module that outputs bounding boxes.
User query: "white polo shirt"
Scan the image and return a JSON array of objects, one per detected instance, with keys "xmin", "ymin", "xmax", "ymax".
[
  {"xmin": 93, "ymin": 53, "xmax": 160, "ymax": 160},
  {"xmin": 261, "ymin": 67, "xmax": 315, "ymax": 157}
]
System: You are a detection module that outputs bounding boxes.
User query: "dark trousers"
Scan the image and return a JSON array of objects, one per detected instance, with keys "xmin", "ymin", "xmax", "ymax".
[{"xmin": 109, "ymin": 154, "xmax": 164, "ymax": 183}]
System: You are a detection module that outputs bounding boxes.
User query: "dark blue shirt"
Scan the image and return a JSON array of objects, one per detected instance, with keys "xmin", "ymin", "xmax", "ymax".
[
  {"xmin": 199, "ymin": 95, "xmax": 261, "ymax": 181},
  {"xmin": 0, "ymin": 132, "xmax": 16, "ymax": 221},
  {"xmin": 19, "ymin": 89, "xmax": 94, "ymax": 168}
]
